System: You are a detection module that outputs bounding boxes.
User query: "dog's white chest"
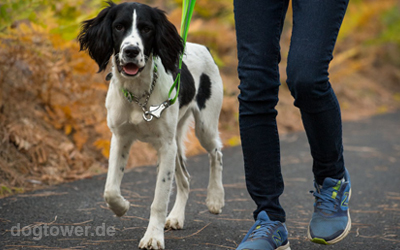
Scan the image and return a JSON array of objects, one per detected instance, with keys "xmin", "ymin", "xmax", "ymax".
[
  {"xmin": 106, "ymin": 105, "xmax": 164, "ymax": 144},
  {"xmin": 107, "ymin": 104, "xmax": 144, "ymax": 129},
  {"xmin": 106, "ymin": 82, "xmax": 144, "ymax": 123},
  {"xmin": 128, "ymin": 108, "xmax": 146, "ymax": 125}
]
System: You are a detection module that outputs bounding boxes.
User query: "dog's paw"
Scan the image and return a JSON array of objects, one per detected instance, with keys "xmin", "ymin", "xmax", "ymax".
[
  {"xmin": 165, "ymin": 216, "xmax": 184, "ymax": 230},
  {"xmin": 206, "ymin": 199, "xmax": 224, "ymax": 214},
  {"xmin": 104, "ymin": 192, "xmax": 130, "ymax": 217},
  {"xmin": 206, "ymin": 188, "xmax": 225, "ymax": 214},
  {"xmin": 139, "ymin": 232, "xmax": 164, "ymax": 249},
  {"xmin": 108, "ymin": 199, "xmax": 130, "ymax": 217}
]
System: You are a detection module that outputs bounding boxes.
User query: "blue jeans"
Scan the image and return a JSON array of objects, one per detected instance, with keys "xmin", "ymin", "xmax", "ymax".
[{"xmin": 234, "ymin": 0, "xmax": 349, "ymax": 222}]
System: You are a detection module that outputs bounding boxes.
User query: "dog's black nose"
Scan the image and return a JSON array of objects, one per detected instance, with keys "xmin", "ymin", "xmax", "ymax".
[{"xmin": 124, "ymin": 46, "xmax": 140, "ymax": 58}]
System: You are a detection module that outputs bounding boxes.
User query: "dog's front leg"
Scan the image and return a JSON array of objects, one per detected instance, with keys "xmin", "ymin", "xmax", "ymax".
[
  {"xmin": 139, "ymin": 140, "xmax": 177, "ymax": 250},
  {"xmin": 104, "ymin": 134, "xmax": 132, "ymax": 217}
]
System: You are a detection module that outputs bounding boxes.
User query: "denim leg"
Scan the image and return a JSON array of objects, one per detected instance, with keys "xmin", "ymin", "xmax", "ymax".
[
  {"xmin": 286, "ymin": 0, "xmax": 349, "ymax": 185},
  {"xmin": 234, "ymin": 0, "xmax": 289, "ymax": 222}
]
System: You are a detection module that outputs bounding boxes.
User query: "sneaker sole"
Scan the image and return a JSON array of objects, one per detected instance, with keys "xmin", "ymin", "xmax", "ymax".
[
  {"xmin": 307, "ymin": 189, "xmax": 352, "ymax": 245},
  {"xmin": 277, "ymin": 242, "xmax": 291, "ymax": 250},
  {"xmin": 238, "ymin": 241, "xmax": 291, "ymax": 250}
]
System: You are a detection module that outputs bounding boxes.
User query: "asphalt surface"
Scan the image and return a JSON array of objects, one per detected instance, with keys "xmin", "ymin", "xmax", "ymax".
[{"xmin": 1, "ymin": 112, "xmax": 399, "ymax": 250}]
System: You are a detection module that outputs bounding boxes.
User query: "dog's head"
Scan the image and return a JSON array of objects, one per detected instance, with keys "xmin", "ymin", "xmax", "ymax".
[{"xmin": 78, "ymin": 1, "xmax": 183, "ymax": 77}]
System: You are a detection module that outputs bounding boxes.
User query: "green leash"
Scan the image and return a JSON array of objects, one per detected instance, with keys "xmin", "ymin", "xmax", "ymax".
[{"xmin": 168, "ymin": 0, "xmax": 196, "ymax": 106}]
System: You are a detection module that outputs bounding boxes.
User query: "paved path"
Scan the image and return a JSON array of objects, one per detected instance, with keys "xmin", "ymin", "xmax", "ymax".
[{"xmin": 1, "ymin": 112, "xmax": 399, "ymax": 250}]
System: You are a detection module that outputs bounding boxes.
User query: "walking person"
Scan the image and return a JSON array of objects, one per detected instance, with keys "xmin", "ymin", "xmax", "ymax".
[{"xmin": 233, "ymin": 0, "xmax": 352, "ymax": 249}]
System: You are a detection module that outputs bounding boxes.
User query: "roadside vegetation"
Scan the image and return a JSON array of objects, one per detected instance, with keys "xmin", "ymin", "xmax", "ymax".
[{"xmin": 1, "ymin": 0, "xmax": 399, "ymax": 197}]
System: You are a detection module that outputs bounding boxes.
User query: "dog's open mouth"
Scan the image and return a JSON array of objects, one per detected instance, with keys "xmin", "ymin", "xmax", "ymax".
[{"xmin": 121, "ymin": 63, "xmax": 144, "ymax": 77}]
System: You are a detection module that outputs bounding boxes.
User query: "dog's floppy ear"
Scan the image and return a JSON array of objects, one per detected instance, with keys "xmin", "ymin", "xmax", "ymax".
[
  {"xmin": 152, "ymin": 8, "xmax": 184, "ymax": 73},
  {"xmin": 78, "ymin": 1, "xmax": 116, "ymax": 72}
]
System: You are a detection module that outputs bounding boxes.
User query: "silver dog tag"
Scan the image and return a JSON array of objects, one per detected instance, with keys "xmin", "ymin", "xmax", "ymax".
[{"xmin": 143, "ymin": 101, "xmax": 170, "ymax": 122}]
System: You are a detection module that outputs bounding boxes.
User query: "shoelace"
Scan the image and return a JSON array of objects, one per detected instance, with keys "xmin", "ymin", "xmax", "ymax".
[
  {"xmin": 311, "ymin": 188, "xmax": 338, "ymax": 213},
  {"xmin": 250, "ymin": 220, "xmax": 281, "ymax": 239}
]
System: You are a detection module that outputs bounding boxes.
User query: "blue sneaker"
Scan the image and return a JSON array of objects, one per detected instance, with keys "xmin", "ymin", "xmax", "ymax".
[
  {"xmin": 236, "ymin": 211, "xmax": 291, "ymax": 250},
  {"xmin": 308, "ymin": 168, "xmax": 351, "ymax": 244}
]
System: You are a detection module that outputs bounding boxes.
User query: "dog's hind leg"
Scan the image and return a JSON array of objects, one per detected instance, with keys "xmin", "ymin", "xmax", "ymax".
[
  {"xmin": 104, "ymin": 134, "xmax": 133, "ymax": 217},
  {"xmin": 165, "ymin": 113, "xmax": 191, "ymax": 230},
  {"xmin": 193, "ymin": 107, "xmax": 225, "ymax": 214}
]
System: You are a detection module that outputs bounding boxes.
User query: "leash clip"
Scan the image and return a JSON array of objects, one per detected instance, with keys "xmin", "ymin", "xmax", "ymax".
[{"xmin": 143, "ymin": 101, "xmax": 170, "ymax": 122}]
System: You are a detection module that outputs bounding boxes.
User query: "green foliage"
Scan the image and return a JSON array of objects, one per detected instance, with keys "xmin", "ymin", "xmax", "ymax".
[
  {"xmin": 174, "ymin": 0, "xmax": 234, "ymax": 25},
  {"xmin": 337, "ymin": 1, "xmax": 400, "ymax": 48},
  {"xmin": 379, "ymin": 4, "xmax": 400, "ymax": 45},
  {"xmin": 0, "ymin": 0, "xmax": 41, "ymax": 30},
  {"xmin": 0, "ymin": 185, "xmax": 12, "ymax": 196},
  {"xmin": 0, "ymin": 185, "xmax": 24, "ymax": 196},
  {"xmin": 0, "ymin": 0, "xmax": 102, "ymax": 40}
]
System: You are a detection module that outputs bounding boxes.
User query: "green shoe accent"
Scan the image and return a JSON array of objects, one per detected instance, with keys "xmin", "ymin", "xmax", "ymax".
[{"xmin": 311, "ymin": 238, "xmax": 329, "ymax": 245}]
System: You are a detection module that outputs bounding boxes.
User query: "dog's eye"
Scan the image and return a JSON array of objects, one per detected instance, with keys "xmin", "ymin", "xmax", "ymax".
[
  {"xmin": 141, "ymin": 27, "xmax": 151, "ymax": 34},
  {"xmin": 115, "ymin": 24, "xmax": 124, "ymax": 31}
]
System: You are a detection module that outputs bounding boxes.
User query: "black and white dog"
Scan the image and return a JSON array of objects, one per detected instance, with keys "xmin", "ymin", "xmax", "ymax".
[{"xmin": 78, "ymin": 2, "xmax": 224, "ymax": 249}]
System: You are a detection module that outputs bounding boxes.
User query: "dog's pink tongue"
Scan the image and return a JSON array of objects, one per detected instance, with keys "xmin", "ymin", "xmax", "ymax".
[{"xmin": 123, "ymin": 63, "xmax": 139, "ymax": 75}]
